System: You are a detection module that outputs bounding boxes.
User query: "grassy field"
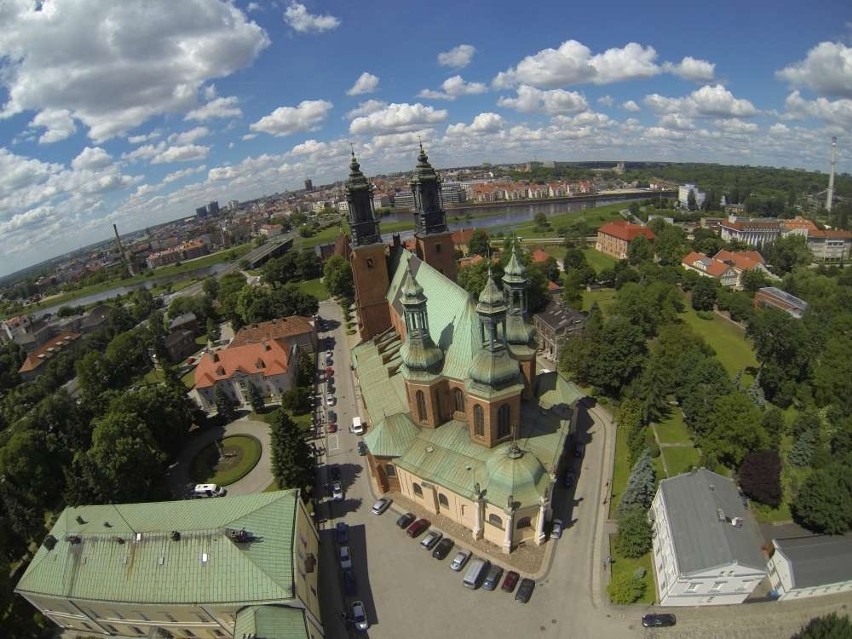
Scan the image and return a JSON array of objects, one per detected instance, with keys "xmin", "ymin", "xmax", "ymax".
[
  {"xmin": 190, "ymin": 435, "xmax": 261, "ymax": 485},
  {"xmin": 655, "ymin": 412, "xmax": 692, "ymax": 445},
  {"xmin": 661, "ymin": 446, "xmax": 702, "ymax": 477},
  {"xmin": 583, "ymin": 248, "xmax": 617, "ymax": 274},
  {"xmin": 582, "ymin": 288, "xmax": 617, "ymax": 314},
  {"xmin": 609, "ymin": 548, "xmax": 656, "ymax": 605},
  {"xmin": 609, "ymin": 410, "xmax": 630, "ymax": 520},
  {"xmin": 680, "ymin": 307, "xmax": 758, "ymax": 378},
  {"xmin": 298, "ymin": 278, "xmax": 330, "ymax": 301}
]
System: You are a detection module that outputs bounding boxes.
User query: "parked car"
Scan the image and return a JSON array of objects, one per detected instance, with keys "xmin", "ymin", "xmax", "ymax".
[
  {"xmin": 325, "ymin": 355, "xmax": 333, "ymax": 366},
  {"xmin": 515, "ymin": 578, "xmax": 535, "ymax": 603},
  {"xmin": 326, "ymin": 394, "xmax": 335, "ymax": 406},
  {"xmin": 642, "ymin": 614, "xmax": 677, "ymax": 628},
  {"xmin": 575, "ymin": 442, "xmax": 585, "ymax": 458},
  {"xmin": 342, "ymin": 568, "xmax": 357, "ymax": 596},
  {"xmin": 406, "ymin": 518, "xmax": 431, "ymax": 538},
  {"xmin": 449, "ymin": 550, "xmax": 471, "ymax": 571},
  {"xmin": 357, "ymin": 441, "xmax": 368, "ymax": 456},
  {"xmin": 351, "ymin": 600, "xmax": 368, "ymax": 631},
  {"xmin": 327, "ymin": 421, "xmax": 338, "ymax": 433},
  {"xmin": 339, "ymin": 545, "xmax": 352, "ymax": 569},
  {"xmin": 501, "ymin": 570, "xmax": 520, "ymax": 593},
  {"xmin": 432, "ymin": 537, "xmax": 454, "ymax": 560},
  {"xmin": 396, "ymin": 512, "xmax": 416, "ymax": 529},
  {"xmin": 550, "ymin": 518, "xmax": 564, "ymax": 539},
  {"xmin": 325, "ymin": 366, "xmax": 334, "ymax": 378},
  {"xmin": 335, "ymin": 522, "xmax": 349, "ymax": 544},
  {"xmin": 328, "ymin": 410, "xmax": 337, "ymax": 424},
  {"xmin": 482, "ymin": 564, "xmax": 504, "ymax": 591},
  {"xmin": 419, "ymin": 530, "xmax": 443, "ymax": 550},
  {"xmin": 563, "ymin": 471, "xmax": 575, "ymax": 488},
  {"xmin": 371, "ymin": 497, "xmax": 392, "ymax": 515},
  {"xmin": 326, "ymin": 349, "xmax": 334, "ymax": 359},
  {"xmin": 329, "ymin": 465, "xmax": 341, "ymax": 481},
  {"xmin": 332, "ymin": 481, "xmax": 344, "ymax": 501}
]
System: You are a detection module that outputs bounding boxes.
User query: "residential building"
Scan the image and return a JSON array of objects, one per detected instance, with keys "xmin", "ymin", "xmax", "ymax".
[
  {"xmin": 650, "ymin": 469, "xmax": 768, "ymax": 606},
  {"xmin": 595, "ymin": 220, "xmax": 656, "ymax": 260},
  {"xmin": 719, "ymin": 216, "xmax": 782, "ymax": 247},
  {"xmin": 393, "ymin": 191, "xmax": 415, "ymax": 209},
  {"xmin": 681, "ymin": 251, "xmax": 738, "ymax": 288},
  {"xmin": 780, "ymin": 216, "xmax": 818, "ymax": 238},
  {"xmin": 163, "ymin": 329, "xmax": 197, "ymax": 363},
  {"xmin": 258, "ymin": 223, "xmax": 283, "ymax": 237},
  {"xmin": 193, "ymin": 339, "xmax": 297, "ymax": 411},
  {"xmin": 145, "ymin": 239, "xmax": 209, "ymax": 269},
  {"xmin": 767, "ymin": 535, "xmax": 852, "ymax": 601},
  {"xmin": 345, "ymin": 148, "xmax": 583, "ymax": 554},
  {"xmin": 168, "ymin": 312, "xmax": 199, "ymax": 335},
  {"xmin": 451, "ymin": 228, "xmax": 475, "ymax": 254},
  {"xmin": 807, "ymin": 229, "xmax": 852, "ymax": 262},
  {"xmin": 440, "ymin": 181, "xmax": 466, "ymax": 204},
  {"xmin": 533, "ymin": 300, "xmax": 586, "ymax": 362},
  {"xmin": 231, "ymin": 316, "xmax": 317, "ymax": 354},
  {"xmin": 678, "ymin": 184, "xmax": 706, "ymax": 208},
  {"xmin": 18, "ymin": 331, "xmax": 82, "ymax": 381},
  {"xmin": 754, "ymin": 287, "xmax": 809, "ymax": 319},
  {"xmin": 15, "ymin": 491, "xmax": 323, "ymax": 639}
]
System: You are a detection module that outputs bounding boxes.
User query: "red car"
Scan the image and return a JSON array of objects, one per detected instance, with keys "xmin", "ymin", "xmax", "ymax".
[
  {"xmin": 501, "ymin": 570, "xmax": 520, "ymax": 593},
  {"xmin": 406, "ymin": 518, "xmax": 431, "ymax": 538},
  {"xmin": 326, "ymin": 366, "xmax": 334, "ymax": 377},
  {"xmin": 326, "ymin": 422, "xmax": 337, "ymax": 433}
]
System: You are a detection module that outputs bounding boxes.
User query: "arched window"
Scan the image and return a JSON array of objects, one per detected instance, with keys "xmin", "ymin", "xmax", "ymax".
[
  {"xmin": 453, "ymin": 388, "xmax": 465, "ymax": 413},
  {"xmin": 438, "ymin": 493, "xmax": 449, "ymax": 508},
  {"xmin": 385, "ymin": 464, "xmax": 396, "ymax": 477},
  {"xmin": 488, "ymin": 513, "xmax": 503, "ymax": 529},
  {"xmin": 416, "ymin": 390, "xmax": 427, "ymax": 422},
  {"xmin": 498, "ymin": 404, "xmax": 511, "ymax": 438},
  {"xmin": 412, "ymin": 483, "xmax": 423, "ymax": 497},
  {"xmin": 516, "ymin": 517, "xmax": 531, "ymax": 529},
  {"xmin": 473, "ymin": 405, "xmax": 484, "ymax": 436}
]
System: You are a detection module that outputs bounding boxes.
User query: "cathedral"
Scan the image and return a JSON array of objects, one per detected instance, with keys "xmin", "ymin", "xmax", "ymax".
[{"xmin": 346, "ymin": 146, "xmax": 581, "ymax": 552}]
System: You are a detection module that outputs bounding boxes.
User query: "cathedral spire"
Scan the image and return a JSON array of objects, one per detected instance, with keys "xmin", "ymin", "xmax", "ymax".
[
  {"xmin": 346, "ymin": 150, "xmax": 381, "ymax": 246},
  {"xmin": 410, "ymin": 144, "xmax": 448, "ymax": 235},
  {"xmin": 468, "ymin": 272, "xmax": 520, "ymax": 390},
  {"xmin": 399, "ymin": 264, "xmax": 443, "ymax": 375}
]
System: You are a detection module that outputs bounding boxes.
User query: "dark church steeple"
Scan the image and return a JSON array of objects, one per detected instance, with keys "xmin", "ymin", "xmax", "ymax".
[
  {"xmin": 410, "ymin": 142, "xmax": 448, "ymax": 235},
  {"xmin": 346, "ymin": 151, "xmax": 381, "ymax": 246}
]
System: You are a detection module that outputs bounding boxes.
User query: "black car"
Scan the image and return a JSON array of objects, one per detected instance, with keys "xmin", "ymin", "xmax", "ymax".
[
  {"xmin": 515, "ymin": 578, "xmax": 535, "ymax": 603},
  {"xmin": 329, "ymin": 465, "xmax": 341, "ymax": 481},
  {"xmin": 432, "ymin": 537, "xmax": 455, "ymax": 560},
  {"xmin": 642, "ymin": 614, "xmax": 676, "ymax": 628},
  {"xmin": 396, "ymin": 512, "xmax": 416, "ymax": 529},
  {"xmin": 342, "ymin": 568, "xmax": 357, "ymax": 596},
  {"xmin": 357, "ymin": 441, "xmax": 368, "ymax": 456},
  {"xmin": 335, "ymin": 522, "xmax": 349, "ymax": 544}
]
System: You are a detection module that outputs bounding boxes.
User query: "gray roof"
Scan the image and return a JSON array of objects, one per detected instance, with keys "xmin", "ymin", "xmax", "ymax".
[
  {"xmin": 658, "ymin": 469, "xmax": 766, "ymax": 575},
  {"xmin": 169, "ymin": 312, "xmax": 197, "ymax": 329},
  {"xmin": 773, "ymin": 535, "xmax": 852, "ymax": 589},
  {"xmin": 535, "ymin": 300, "xmax": 585, "ymax": 332}
]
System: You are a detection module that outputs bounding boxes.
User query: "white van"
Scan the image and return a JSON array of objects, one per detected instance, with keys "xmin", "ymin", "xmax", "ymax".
[
  {"xmin": 462, "ymin": 558, "xmax": 490, "ymax": 589},
  {"xmin": 351, "ymin": 416, "xmax": 365, "ymax": 435},
  {"xmin": 193, "ymin": 483, "xmax": 226, "ymax": 498}
]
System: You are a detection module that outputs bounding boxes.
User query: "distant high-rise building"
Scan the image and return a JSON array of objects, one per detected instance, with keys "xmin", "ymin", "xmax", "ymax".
[
  {"xmin": 304, "ymin": 178, "xmax": 314, "ymax": 191},
  {"xmin": 195, "ymin": 206, "xmax": 208, "ymax": 219},
  {"xmin": 207, "ymin": 201, "xmax": 220, "ymax": 215}
]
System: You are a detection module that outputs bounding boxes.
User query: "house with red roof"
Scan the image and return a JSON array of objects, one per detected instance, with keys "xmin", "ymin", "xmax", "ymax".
[
  {"xmin": 681, "ymin": 251, "xmax": 738, "ymax": 288},
  {"xmin": 595, "ymin": 220, "xmax": 656, "ymax": 260},
  {"xmin": 18, "ymin": 331, "xmax": 82, "ymax": 381}
]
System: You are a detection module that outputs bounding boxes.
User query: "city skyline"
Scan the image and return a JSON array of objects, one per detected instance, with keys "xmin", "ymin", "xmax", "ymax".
[{"xmin": 0, "ymin": 0, "xmax": 850, "ymax": 277}]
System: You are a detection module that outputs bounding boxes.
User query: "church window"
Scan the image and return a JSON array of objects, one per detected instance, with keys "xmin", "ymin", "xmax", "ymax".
[
  {"xmin": 413, "ymin": 483, "xmax": 423, "ymax": 497},
  {"xmin": 416, "ymin": 390, "xmax": 427, "ymax": 422},
  {"xmin": 488, "ymin": 513, "xmax": 503, "ymax": 529},
  {"xmin": 517, "ymin": 517, "xmax": 531, "ymax": 529},
  {"xmin": 498, "ymin": 404, "xmax": 511, "ymax": 438},
  {"xmin": 385, "ymin": 464, "xmax": 396, "ymax": 477},
  {"xmin": 453, "ymin": 388, "xmax": 465, "ymax": 413},
  {"xmin": 366, "ymin": 257, "xmax": 374, "ymax": 269},
  {"xmin": 435, "ymin": 243, "xmax": 442, "ymax": 253},
  {"xmin": 473, "ymin": 405, "xmax": 484, "ymax": 436},
  {"xmin": 438, "ymin": 493, "xmax": 449, "ymax": 508}
]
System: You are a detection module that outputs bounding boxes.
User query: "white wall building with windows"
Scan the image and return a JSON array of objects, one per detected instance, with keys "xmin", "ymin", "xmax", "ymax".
[{"xmin": 650, "ymin": 469, "xmax": 768, "ymax": 606}]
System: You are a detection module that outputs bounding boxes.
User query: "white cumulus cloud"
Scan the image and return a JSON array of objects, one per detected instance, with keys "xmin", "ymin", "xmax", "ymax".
[
  {"xmin": 777, "ymin": 42, "xmax": 852, "ymax": 99},
  {"xmin": 28, "ymin": 109, "xmax": 77, "ymax": 144},
  {"xmin": 168, "ymin": 126, "xmax": 210, "ymax": 145},
  {"xmin": 644, "ymin": 85, "xmax": 757, "ymax": 119},
  {"xmin": 664, "ymin": 56, "xmax": 716, "ymax": 81},
  {"xmin": 71, "ymin": 146, "xmax": 113, "ymax": 171},
  {"xmin": 783, "ymin": 90, "xmax": 852, "ymax": 128},
  {"xmin": 446, "ymin": 112, "xmax": 506, "ymax": 136},
  {"xmin": 185, "ymin": 96, "xmax": 242, "ymax": 122},
  {"xmin": 250, "ymin": 100, "xmax": 333, "ymax": 136},
  {"xmin": 349, "ymin": 102, "xmax": 447, "ymax": 135},
  {"xmin": 284, "ymin": 2, "xmax": 340, "ymax": 33},
  {"xmin": 0, "ymin": 0, "xmax": 268, "ymax": 141},
  {"xmin": 497, "ymin": 85, "xmax": 588, "ymax": 115},
  {"xmin": 346, "ymin": 100, "xmax": 387, "ymax": 119},
  {"xmin": 347, "ymin": 72, "xmax": 380, "ymax": 96},
  {"xmin": 438, "ymin": 44, "xmax": 476, "ymax": 69},
  {"xmin": 622, "ymin": 100, "xmax": 641, "ymax": 112},
  {"xmin": 418, "ymin": 76, "xmax": 488, "ymax": 100}
]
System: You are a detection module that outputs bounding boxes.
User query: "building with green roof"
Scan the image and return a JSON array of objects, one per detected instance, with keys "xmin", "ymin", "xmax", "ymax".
[{"xmin": 15, "ymin": 491, "xmax": 323, "ymax": 639}]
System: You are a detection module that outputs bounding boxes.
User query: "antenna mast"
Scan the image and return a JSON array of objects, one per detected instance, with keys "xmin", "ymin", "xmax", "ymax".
[{"xmin": 826, "ymin": 136, "xmax": 837, "ymax": 212}]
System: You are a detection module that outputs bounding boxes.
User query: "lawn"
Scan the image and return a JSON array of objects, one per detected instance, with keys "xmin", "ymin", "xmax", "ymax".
[
  {"xmin": 582, "ymin": 248, "xmax": 617, "ymax": 274},
  {"xmin": 661, "ymin": 446, "xmax": 702, "ymax": 477},
  {"xmin": 298, "ymin": 278, "xmax": 330, "ymax": 301},
  {"xmin": 609, "ymin": 410, "xmax": 631, "ymax": 520},
  {"xmin": 582, "ymin": 288, "xmax": 617, "ymax": 314},
  {"xmin": 680, "ymin": 306, "xmax": 758, "ymax": 378},
  {"xmin": 654, "ymin": 412, "xmax": 692, "ymax": 445},
  {"xmin": 609, "ymin": 546, "xmax": 656, "ymax": 605},
  {"xmin": 189, "ymin": 435, "xmax": 262, "ymax": 486}
]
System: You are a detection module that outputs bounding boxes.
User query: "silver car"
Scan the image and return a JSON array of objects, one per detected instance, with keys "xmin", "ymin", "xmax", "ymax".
[
  {"xmin": 351, "ymin": 600, "xmax": 368, "ymax": 631},
  {"xmin": 449, "ymin": 549, "xmax": 471, "ymax": 571}
]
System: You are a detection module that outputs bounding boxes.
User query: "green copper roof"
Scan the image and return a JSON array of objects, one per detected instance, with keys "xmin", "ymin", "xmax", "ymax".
[
  {"xmin": 364, "ymin": 412, "xmax": 420, "ymax": 456},
  {"xmin": 410, "ymin": 142, "xmax": 438, "ymax": 185},
  {"xmin": 400, "ymin": 267, "xmax": 425, "ymax": 305},
  {"xmin": 506, "ymin": 313, "xmax": 535, "ymax": 346},
  {"xmin": 468, "ymin": 346, "xmax": 520, "ymax": 389},
  {"xmin": 502, "ymin": 246, "xmax": 527, "ymax": 284},
  {"xmin": 234, "ymin": 605, "xmax": 310, "ymax": 639},
  {"xmin": 484, "ymin": 445, "xmax": 550, "ymax": 508},
  {"xmin": 477, "ymin": 274, "xmax": 506, "ymax": 312},
  {"xmin": 16, "ymin": 491, "xmax": 300, "ymax": 606},
  {"xmin": 345, "ymin": 152, "xmax": 371, "ymax": 194}
]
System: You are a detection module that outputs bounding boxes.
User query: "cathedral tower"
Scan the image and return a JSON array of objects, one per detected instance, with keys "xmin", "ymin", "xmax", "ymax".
[
  {"xmin": 410, "ymin": 144, "xmax": 458, "ymax": 281},
  {"xmin": 346, "ymin": 152, "xmax": 391, "ymax": 339},
  {"xmin": 503, "ymin": 244, "xmax": 537, "ymax": 399}
]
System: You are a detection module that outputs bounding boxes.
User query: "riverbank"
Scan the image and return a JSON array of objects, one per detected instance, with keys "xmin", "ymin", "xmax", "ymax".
[{"xmin": 441, "ymin": 189, "xmax": 675, "ymax": 213}]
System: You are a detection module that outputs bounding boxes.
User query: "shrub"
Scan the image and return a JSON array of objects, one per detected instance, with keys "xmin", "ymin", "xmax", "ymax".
[
  {"xmin": 615, "ymin": 507, "xmax": 653, "ymax": 558},
  {"xmin": 738, "ymin": 449, "xmax": 782, "ymax": 508},
  {"xmin": 648, "ymin": 443, "xmax": 660, "ymax": 458},
  {"xmin": 607, "ymin": 572, "xmax": 647, "ymax": 605}
]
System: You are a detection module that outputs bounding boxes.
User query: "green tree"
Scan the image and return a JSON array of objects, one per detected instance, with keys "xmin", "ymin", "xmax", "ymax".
[
  {"xmin": 618, "ymin": 450, "xmax": 656, "ymax": 512},
  {"xmin": 615, "ymin": 506, "xmax": 653, "ymax": 558},
  {"xmin": 691, "ymin": 277, "xmax": 718, "ymax": 311},
  {"xmin": 467, "ymin": 229, "xmax": 491, "ymax": 257},
  {"xmin": 323, "ymin": 255, "xmax": 354, "ymax": 300},
  {"xmin": 792, "ymin": 463, "xmax": 852, "ymax": 534},
  {"xmin": 627, "ymin": 234, "xmax": 653, "ymax": 265},
  {"xmin": 766, "ymin": 234, "xmax": 812, "ymax": 275},
  {"xmin": 791, "ymin": 613, "xmax": 852, "ymax": 639},
  {"xmin": 587, "ymin": 316, "xmax": 647, "ymax": 396},
  {"xmin": 618, "ymin": 399, "xmax": 646, "ymax": 465},
  {"xmin": 533, "ymin": 212, "xmax": 550, "ymax": 230},
  {"xmin": 740, "ymin": 269, "xmax": 770, "ymax": 293},
  {"xmin": 247, "ymin": 383, "xmax": 265, "ymax": 413},
  {"xmin": 738, "ymin": 450, "xmax": 782, "ymax": 507},
  {"xmin": 654, "ymin": 223, "xmax": 689, "ymax": 266},
  {"xmin": 270, "ymin": 410, "xmax": 315, "ymax": 495},
  {"xmin": 704, "ymin": 392, "xmax": 768, "ymax": 468},
  {"xmin": 789, "ymin": 428, "xmax": 819, "ymax": 467},
  {"xmin": 281, "ymin": 386, "xmax": 312, "ymax": 415},
  {"xmin": 561, "ymin": 271, "xmax": 584, "ymax": 309},
  {"xmin": 607, "ymin": 572, "xmax": 647, "ymax": 605},
  {"xmin": 214, "ymin": 386, "xmax": 236, "ymax": 422},
  {"xmin": 812, "ymin": 335, "xmax": 852, "ymax": 417},
  {"xmin": 692, "ymin": 228, "xmax": 725, "ymax": 255}
]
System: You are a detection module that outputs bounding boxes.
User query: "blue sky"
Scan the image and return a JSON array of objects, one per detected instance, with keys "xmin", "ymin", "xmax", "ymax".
[{"xmin": 0, "ymin": 0, "xmax": 850, "ymax": 278}]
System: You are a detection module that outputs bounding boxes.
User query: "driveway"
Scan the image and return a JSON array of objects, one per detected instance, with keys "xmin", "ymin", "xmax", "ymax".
[{"xmin": 167, "ymin": 416, "xmax": 273, "ymax": 497}]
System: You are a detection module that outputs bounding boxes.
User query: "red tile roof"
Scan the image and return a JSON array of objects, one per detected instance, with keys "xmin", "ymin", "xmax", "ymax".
[
  {"xmin": 682, "ymin": 251, "xmax": 733, "ymax": 278},
  {"xmin": 19, "ymin": 331, "xmax": 81, "ymax": 374},
  {"xmin": 194, "ymin": 340, "xmax": 290, "ymax": 388},
  {"xmin": 809, "ymin": 229, "xmax": 852, "ymax": 239},
  {"xmin": 597, "ymin": 220, "xmax": 656, "ymax": 242},
  {"xmin": 451, "ymin": 228, "xmax": 475, "ymax": 246},
  {"xmin": 713, "ymin": 249, "xmax": 765, "ymax": 272},
  {"xmin": 230, "ymin": 316, "xmax": 314, "ymax": 348},
  {"xmin": 531, "ymin": 248, "xmax": 551, "ymax": 264}
]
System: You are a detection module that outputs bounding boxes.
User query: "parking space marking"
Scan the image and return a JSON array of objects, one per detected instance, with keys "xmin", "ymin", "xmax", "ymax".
[{"xmin": 327, "ymin": 434, "xmax": 340, "ymax": 451}]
